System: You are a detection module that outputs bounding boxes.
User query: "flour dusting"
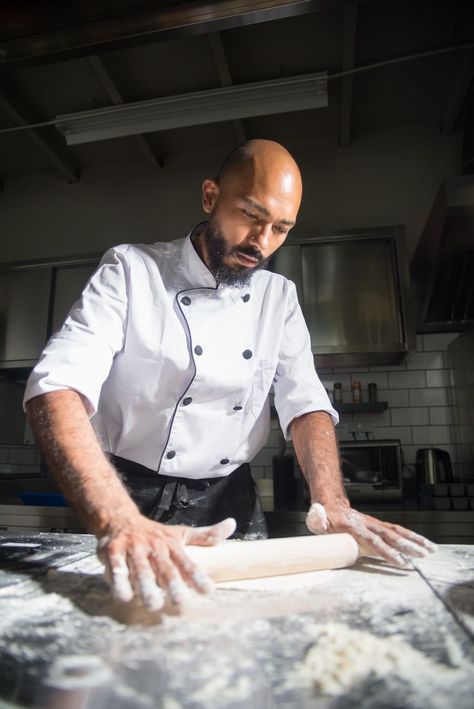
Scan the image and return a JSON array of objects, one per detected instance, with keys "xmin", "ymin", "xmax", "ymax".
[
  {"xmin": 1, "ymin": 536, "xmax": 473, "ymax": 708},
  {"xmin": 296, "ymin": 623, "xmax": 467, "ymax": 699}
]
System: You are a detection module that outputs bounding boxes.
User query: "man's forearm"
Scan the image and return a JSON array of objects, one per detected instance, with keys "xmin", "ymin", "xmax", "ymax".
[
  {"xmin": 290, "ymin": 411, "xmax": 348, "ymax": 507},
  {"xmin": 26, "ymin": 390, "xmax": 141, "ymax": 536}
]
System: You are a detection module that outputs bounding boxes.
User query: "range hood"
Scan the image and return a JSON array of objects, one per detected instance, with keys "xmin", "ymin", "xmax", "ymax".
[
  {"xmin": 410, "ymin": 175, "xmax": 474, "ymax": 333},
  {"xmin": 269, "ymin": 226, "xmax": 413, "ymax": 368}
]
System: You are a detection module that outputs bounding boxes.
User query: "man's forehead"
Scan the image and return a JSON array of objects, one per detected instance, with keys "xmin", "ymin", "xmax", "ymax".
[{"xmin": 241, "ymin": 195, "xmax": 297, "ymax": 226}]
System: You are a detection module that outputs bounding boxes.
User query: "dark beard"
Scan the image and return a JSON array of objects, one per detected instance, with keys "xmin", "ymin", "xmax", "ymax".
[{"xmin": 203, "ymin": 219, "xmax": 269, "ymax": 287}]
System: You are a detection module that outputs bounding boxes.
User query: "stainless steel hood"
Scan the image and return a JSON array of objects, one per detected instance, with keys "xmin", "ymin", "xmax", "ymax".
[
  {"xmin": 410, "ymin": 175, "xmax": 474, "ymax": 333},
  {"xmin": 269, "ymin": 226, "xmax": 413, "ymax": 367}
]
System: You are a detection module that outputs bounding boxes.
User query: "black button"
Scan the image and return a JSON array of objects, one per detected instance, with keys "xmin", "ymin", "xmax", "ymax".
[
  {"xmin": 182, "ymin": 397, "xmax": 192, "ymax": 406},
  {"xmin": 233, "ymin": 405, "xmax": 243, "ymax": 411},
  {"xmin": 194, "ymin": 345, "xmax": 203, "ymax": 355},
  {"xmin": 181, "ymin": 296, "xmax": 191, "ymax": 306},
  {"xmin": 220, "ymin": 458, "xmax": 229, "ymax": 465},
  {"xmin": 242, "ymin": 294, "xmax": 251, "ymax": 302},
  {"xmin": 242, "ymin": 349, "xmax": 253, "ymax": 359},
  {"xmin": 166, "ymin": 450, "xmax": 176, "ymax": 459}
]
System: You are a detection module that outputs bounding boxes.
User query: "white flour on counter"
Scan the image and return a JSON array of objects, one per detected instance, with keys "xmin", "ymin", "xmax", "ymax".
[
  {"xmin": 1, "ymin": 546, "xmax": 474, "ymax": 709},
  {"xmin": 294, "ymin": 622, "xmax": 470, "ymax": 703}
]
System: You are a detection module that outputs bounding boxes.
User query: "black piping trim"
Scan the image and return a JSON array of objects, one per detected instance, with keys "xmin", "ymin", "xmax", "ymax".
[{"xmin": 156, "ymin": 284, "xmax": 218, "ymax": 473}]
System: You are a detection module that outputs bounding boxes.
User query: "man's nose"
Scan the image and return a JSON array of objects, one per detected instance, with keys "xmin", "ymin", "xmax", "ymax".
[{"xmin": 250, "ymin": 222, "xmax": 272, "ymax": 252}]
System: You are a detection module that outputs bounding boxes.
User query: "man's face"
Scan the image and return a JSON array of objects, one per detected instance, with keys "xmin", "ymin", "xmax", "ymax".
[
  {"xmin": 202, "ymin": 215, "xmax": 269, "ymax": 287},
  {"xmin": 198, "ymin": 164, "xmax": 301, "ymax": 287}
]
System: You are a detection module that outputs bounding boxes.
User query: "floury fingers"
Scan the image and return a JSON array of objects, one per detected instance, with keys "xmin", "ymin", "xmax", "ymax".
[{"xmin": 306, "ymin": 503, "xmax": 329, "ymax": 534}]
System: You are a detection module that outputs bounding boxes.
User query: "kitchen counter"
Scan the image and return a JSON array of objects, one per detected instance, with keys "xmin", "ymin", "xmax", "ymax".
[
  {"xmin": 0, "ymin": 503, "xmax": 83, "ymax": 532},
  {"xmin": 0, "ymin": 531, "xmax": 473, "ymax": 708}
]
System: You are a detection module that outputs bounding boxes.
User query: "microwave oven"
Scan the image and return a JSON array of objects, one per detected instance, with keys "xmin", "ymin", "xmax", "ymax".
[{"xmin": 338, "ymin": 439, "xmax": 403, "ymax": 501}]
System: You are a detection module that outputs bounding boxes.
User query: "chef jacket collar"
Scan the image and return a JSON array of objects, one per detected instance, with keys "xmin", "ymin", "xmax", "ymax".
[{"xmin": 178, "ymin": 222, "xmax": 217, "ymax": 290}]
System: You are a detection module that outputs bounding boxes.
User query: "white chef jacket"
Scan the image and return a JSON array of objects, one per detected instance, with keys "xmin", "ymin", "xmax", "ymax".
[{"xmin": 24, "ymin": 229, "xmax": 338, "ymax": 478}]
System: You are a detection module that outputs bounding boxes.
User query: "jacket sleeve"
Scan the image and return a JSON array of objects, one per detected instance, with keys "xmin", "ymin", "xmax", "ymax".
[
  {"xmin": 273, "ymin": 280, "xmax": 339, "ymax": 440},
  {"xmin": 23, "ymin": 245, "xmax": 130, "ymax": 416}
]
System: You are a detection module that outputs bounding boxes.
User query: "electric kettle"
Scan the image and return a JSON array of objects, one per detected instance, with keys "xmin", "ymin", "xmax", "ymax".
[{"xmin": 415, "ymin": 448, "xmax": 454, "ymax": 485}]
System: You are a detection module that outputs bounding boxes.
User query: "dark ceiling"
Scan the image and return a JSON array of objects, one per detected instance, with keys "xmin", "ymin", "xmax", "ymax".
[{"xmin": 0, "ymin": 0, "xmax": 473, "ymax": 182}]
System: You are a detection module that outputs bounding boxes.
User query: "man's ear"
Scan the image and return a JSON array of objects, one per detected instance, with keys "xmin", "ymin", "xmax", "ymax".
[{"xmin": 202, "ymin": 179, "xmax": 219, "ymax": 214}]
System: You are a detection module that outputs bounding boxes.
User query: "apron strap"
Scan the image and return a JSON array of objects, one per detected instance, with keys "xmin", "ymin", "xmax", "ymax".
[
  {"xmin": 153, "ymin": 480, "xmax": 190, "ymax": 516},
  {"xmin": 109, "ymin": 455, "xmax": 267, "ymax": 539}
]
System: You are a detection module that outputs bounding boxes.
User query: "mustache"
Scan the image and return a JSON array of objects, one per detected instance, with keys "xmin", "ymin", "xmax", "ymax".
[{"xmin": 231, "ymin": 245, "xmax": 264, "ymax": 263}]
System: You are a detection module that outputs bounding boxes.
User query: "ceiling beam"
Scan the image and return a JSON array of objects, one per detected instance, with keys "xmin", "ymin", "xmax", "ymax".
[
  {"xmin": 339, "ymin": 0, "xmax": 358, "ymax": 146},
  {"xmin": 0, "ymin": 0, "xmax": 344, "ymax": 72},
  {"xmin": 0, "ymin": 89, "xmax": 79, "ymax": 182},
  {"xmin": 86, "ymin": 55, "xmax": 164, "ymax": 168},
  {"xmin": 208, "ymin": 32, "xmax": 246, "ymax": 145},
  {"xmin": 441, "ymin": 49, "xmax": 474, "ymax": 135}
]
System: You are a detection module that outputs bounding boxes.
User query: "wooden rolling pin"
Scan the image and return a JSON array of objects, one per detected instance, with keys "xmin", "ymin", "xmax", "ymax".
[{"xmin": 185, "ymin": 533, "xmax": 359, "ymax": 583}]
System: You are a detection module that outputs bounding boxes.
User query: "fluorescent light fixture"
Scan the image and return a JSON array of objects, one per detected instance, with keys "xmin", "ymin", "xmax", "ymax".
[{"xmin": 55, "ymin": 72, "xmax": 328, "ymax": 144}]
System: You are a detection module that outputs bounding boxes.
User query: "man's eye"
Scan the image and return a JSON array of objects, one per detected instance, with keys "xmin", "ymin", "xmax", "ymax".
[
  {"xmin": 242, "ymin": 209, "xmax": 257, "ymax": 219},
  {"xmin": 275, "ymin": 226, "xmax": 289, "ymax": 235}
]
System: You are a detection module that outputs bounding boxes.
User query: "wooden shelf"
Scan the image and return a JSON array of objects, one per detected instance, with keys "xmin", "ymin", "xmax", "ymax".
[{"xmin": 334, "ymin": 401, "xmax": 388, "ymax": 414}]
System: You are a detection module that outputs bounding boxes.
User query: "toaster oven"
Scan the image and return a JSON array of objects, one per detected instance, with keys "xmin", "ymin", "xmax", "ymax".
[{"xmin": 338, "ymin": 439, "xmax": 403, "ymax": 501}]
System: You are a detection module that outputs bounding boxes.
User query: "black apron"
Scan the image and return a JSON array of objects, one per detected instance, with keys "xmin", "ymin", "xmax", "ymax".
[{"xmin": 109, "ymin": 455, "xmax": 268, "ymax": 540}]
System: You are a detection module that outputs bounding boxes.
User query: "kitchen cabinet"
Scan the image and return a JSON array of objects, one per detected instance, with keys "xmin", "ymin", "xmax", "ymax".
[
  {"xmin": 0, "ymin": 268, "xmax": 52, "ymax": 367},
  {"xmin": 269, "ymin": 227, "xmax": 413, "ymax": 367},
  {"xmin": 51, "ymin": 263, "xmax": 97, "ymax": 334},
  {"xmin": 0, "ymin": 257, "xmax": 98, "ymax": 369}
]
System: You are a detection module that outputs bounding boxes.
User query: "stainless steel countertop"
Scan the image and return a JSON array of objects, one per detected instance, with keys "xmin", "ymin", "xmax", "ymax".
[{"xmin": 0, "ymin": 531, "xmax": 473, "ymax": 708}]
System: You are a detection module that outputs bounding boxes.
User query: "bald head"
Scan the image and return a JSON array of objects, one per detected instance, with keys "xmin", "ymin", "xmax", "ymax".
[
  {"xmin": 197, "ymin": 139, "xmax": 302, "ymax": 287},
  {"xmin": 215, "ymin": 139, "xmax": 302, "ymax": 207}
]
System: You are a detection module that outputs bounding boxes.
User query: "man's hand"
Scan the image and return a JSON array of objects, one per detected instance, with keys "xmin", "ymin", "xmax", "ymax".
[
  {"xmin": 306, "ymin": 502, "xmax": 437, "ymax": 568},
  {"xmin": 25, "ymin": 391, "xmax": 236, "ymax": 611},
  {"xmin": 97, "ymin": 515, "xmax": 236, "ymax": 611},
  {"xmin": 291, "ymin": 413, "xmax": 437, "ymax": 568}
]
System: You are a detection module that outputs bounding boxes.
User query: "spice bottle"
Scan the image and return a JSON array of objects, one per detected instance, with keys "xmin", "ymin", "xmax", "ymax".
[
  {"xmin": 351, "ymin": 381, "xmax": 361, "ymax": 403},
  {"xmin": 333, "ymin": 382, "xmax": 342, "ymax": 405}
]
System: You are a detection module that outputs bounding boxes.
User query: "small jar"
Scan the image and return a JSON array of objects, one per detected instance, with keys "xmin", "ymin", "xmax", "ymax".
[
  {"xmin": 351, "ymin": 381, "xmax": 361, "ymax": 403},
  {"xmin": 368, "ymin": 382, "xmax": 378, "ymax": 403},
  {"xmin": 333, "ymin": 382, "xmax": 342, "ymax": 405}
]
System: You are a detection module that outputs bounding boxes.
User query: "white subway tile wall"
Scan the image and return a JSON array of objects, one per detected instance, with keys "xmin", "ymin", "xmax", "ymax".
[
  {"xmin": 423, "ymin": 333, "xmax": 459, "ymax": 351},
  {"xmin": 390, "ymin": 408, "xmax": 429, "ymax": 426},
  {"xmin": 251, "ymin": 332, "xmax": 463, "ymax": 481},
  {"xmin": 376, "ymin": 389, "xmax": 410, "ymax": 407},
  {"xmin": 389, "ymin": 370, "xmax": 426, "ymax": 389},
  {"xmin": 409, "ymin": 388, "xmax": 449, "ymax": 407},
  {"xmin": 405, "ymin": 351, "xmax": 444, "ymax": 371},
  {"xmin": 426, "ymin": 370, "xmax": 452, "ymax": 388},
  {"xmin": 0, "ymin": 445, "xmax": 41, "ymax": 475},
  {"xmin": 429, "ymin": 407, "xmax": 455, "ymax": 426},
  {"xmin": 411, "ymin": 425, "xmax": 452, "ymax": 445}
]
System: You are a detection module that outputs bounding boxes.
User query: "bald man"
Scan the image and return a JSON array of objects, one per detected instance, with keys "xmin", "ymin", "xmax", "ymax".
[{"xmin": 24, "ymin": 140, "xmax": 435, "ymax": 610}]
